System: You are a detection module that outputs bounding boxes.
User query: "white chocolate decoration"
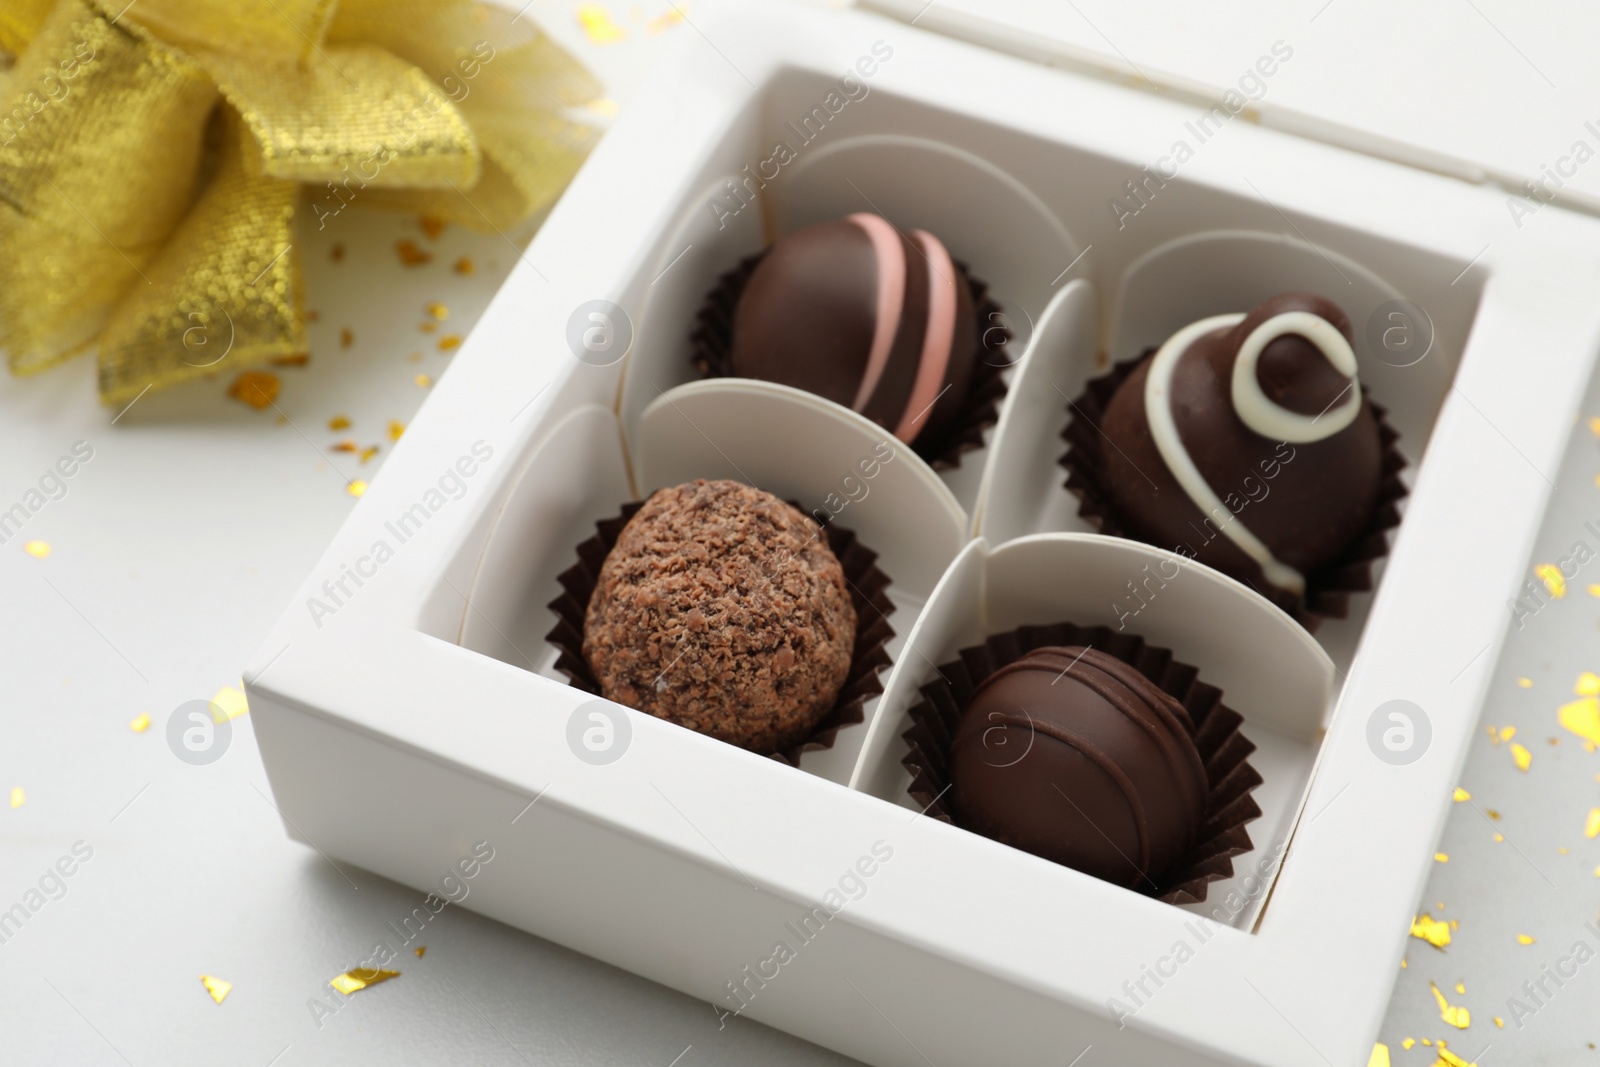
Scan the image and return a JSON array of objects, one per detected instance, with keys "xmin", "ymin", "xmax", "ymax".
[
  {"xmin": 1230, "ymin": 311, "xmax": 1362, "ymax": 443},
  {"xmin": 1144, "ymin": 313, "xmax": 1301, "ymax": 595}
]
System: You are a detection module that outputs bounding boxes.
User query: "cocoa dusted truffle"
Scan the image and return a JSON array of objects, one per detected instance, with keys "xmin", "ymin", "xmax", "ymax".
[
  {"xmin": 582, "ymin": 479, "xmax": 857, "ymax": 754},
  {"xmin": 948, "ymin": 646, "xmax": 1206, "ymax": 888},
  {"xmin": 729, "ymin": 214, "xmax": 978, "ymax": 446},
  {"xmin": 1099, "ymin": 292, "xmax": 1384, "ymax": 602}
]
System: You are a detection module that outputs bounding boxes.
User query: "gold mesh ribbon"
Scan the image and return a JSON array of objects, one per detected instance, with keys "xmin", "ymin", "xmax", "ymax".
[{"xmin": 0, "ymin": 0, "xmax": 601, "ymax": 404}]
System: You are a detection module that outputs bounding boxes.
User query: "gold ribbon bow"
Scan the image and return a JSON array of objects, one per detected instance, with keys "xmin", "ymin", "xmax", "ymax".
[{"xmin": 0, "ymin": 0, "xmax": 600, "ymax": 404}]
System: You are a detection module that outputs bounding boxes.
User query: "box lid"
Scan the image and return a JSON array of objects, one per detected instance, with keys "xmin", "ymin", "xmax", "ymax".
[{"xmin": 864, "ymin": 0, "xmax": 1600, "ymax": 219}]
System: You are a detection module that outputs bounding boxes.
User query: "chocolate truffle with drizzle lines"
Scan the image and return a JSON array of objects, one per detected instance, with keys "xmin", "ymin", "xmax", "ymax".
[
  {"xmin": 728, "ymin": 213, "xmax": 979, "ymax": 446},
  {"xmin": 1099, "ymin": 293, "xmax": 1384, "ymax": 602}
]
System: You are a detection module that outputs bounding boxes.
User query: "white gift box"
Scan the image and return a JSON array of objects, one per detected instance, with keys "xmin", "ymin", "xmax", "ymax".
[{"xmin": 245, "ymin": 3, "xmax": 1600, "ymax": 1065}]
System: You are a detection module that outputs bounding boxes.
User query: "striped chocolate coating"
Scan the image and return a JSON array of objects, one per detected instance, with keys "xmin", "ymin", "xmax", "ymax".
[
  {"xmin": 728, "ymin": 214, "xmax": 976, "ymax": 446},
  {"xmin": 948, "ymin": 646, "xmax": 1207, "ymax": 889}
]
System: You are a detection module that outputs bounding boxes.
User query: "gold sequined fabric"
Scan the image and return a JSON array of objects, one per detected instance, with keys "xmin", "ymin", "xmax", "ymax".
[{"xmin": 0, "ymin": 0, "xmax": 601, "ymax": 404}]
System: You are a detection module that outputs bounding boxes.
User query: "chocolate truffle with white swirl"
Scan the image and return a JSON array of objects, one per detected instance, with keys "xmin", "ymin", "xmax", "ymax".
[
  {"xmin": 1100, "ymin": 293, "xmax": 1384, "ymax": 603},
  {"xmin": 728, "ymin": 214, "xmax": 978, "ymax": 447}
]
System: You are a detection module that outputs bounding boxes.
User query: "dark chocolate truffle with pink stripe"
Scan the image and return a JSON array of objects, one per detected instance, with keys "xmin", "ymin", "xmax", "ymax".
[
  {"xmin": 948, "ymin": 646, "xmax": 1207, "ymax": 888},
  {"xmin": 728, "ymin": 213, "xmax": 978, "ymax": 446}
]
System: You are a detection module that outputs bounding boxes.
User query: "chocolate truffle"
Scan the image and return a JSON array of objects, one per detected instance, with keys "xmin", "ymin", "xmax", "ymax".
[
  {"xmin": 948, "ymin": 646, "xmax": 1206, "ymax": 888},
  {"xmin": 1099, "ymin": 292, "xmax": 1383, "ymax": 602},
  {"xmin": 582, "ymin": 479, "xmax": 856, "ymax": 754},
  {"xmin": 729, "ymin": 213, "xmax": 978, "ymax": 446}
]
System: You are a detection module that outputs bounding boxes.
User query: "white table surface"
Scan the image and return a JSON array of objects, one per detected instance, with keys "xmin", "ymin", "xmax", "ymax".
[{"xmin": 3, "ymin": 3, "xmax": 1598, "ymax": 1066}]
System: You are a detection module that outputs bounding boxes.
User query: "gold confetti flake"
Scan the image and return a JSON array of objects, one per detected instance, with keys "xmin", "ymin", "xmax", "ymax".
[
  {"xmin": 329, "ymin": 968, "xmax": 399, "ymax": 995},
  {"xmin": 646, "ymin": 7, "xmax": 684, "ymax": 33},
  {"xmin": 1493, "ymin": 1017, "xmax": 1503, "ymax": 1028},
  {"xmin": 419, "ymin": 215, "xmax": 447, "ymax": 240},
  {"xmin": 1455, "ymin": 982, "xmax": 1465, "ymax": 994},
  {"xmin": 420, "ymin": 321, "xmax": 437, "ymax": 334},
  {"xmin": 1487, "ymin": 809, "xmax": 1501, "ymax": 820},
  {"xmin": 1369, "ymin": 1044, "xmax": 1391, "ymax": 1067},
  {"xmin": 414, "ymin": 374, "xmax": 433, "ymax": 388},
  {"xmin": 1493, "ymin": 834, "xmax": 1504, "ymax": 843},
  {"xmin": 1518, "ymin": 676, "xmax": 1534, "ymax": 687},
  {"xmin": 1536, "ymin": 563, "xmax": 1567, "ymax": 598},
  {"xmin": 1411, "ymin": 913, "xmax": 1451, "ymax": 949},
  {"xmin": 1590, "ymin": 416, "xmax": 1600, "ymax": 436},
  {"xmin": 211, "ymin": 685, "xmax": 248, "ymax": 722},
  {"xmin": 1559, "ymin": 695, "xmax": 1600, "ymax": 745},
  {"xmin": 359, "ymin": 446, "xmax": 379, "ymax": 464},
  {"xmin": 347, "ymin": 480, "xmax": 368, "ymax": 498},
  {"xmin": 453, "ymin": 256, "xmax": 475, "ymax": 275},
  {"xmin": 1453, "ymin": 788, "xmax": 1471, "ymax": 802},
  {"xmin": 228, "ymin": 371, "xmax": 280, "ymax": 410},
  {"xmin": 1510, "ymin": 742, "xmax": 1532, "ymax": 771},
  {"xmin": 23, "ymin": 540, "xmax": 49, "ymax": 559},
  {"xmin": 413, "ymin": 946, "xmax": 426, "ymax": 957},
  {"xmin": 1576, "ymin": 672, "xmax": 1600, "ymax": 695},
  {"xmin": 129, "ymin": 713, "xmax": 150, "ymax": 733},
  {"xmin": 396, "ymin": 239, "xmax": 433, "ymax": 267},
  {"xmin": 1557, "ymin": 846, "xmax": 1570, "ymax": 855},
  {"xmin": 427, "ymin": 302, "xmax": 449, "ymax": 321},
  {"xmin": 1430, "ymin": 982, "xmax": 1470, "ymax": 1029},
  {"xmin": 9, "ymin": 787, "xmax": 24, "ymax": 809},
  {"xmin": 1434, "ymin": 1046, "xmax": 1475, "ymax": 1067},
  {"xmin": 329, "ymin": 415, "xmax": 351, "ymax": 430},
  {"xmin": 1500, "ymin": 725, "xmax": 1517, "ymax": 741},
  {"xmin": 387, "ymin": 420, "xmax": 405, "ymax": 442},
  {"xmin": 1435, "ymin": 852, "xmax": 1449, "ymax": 863},
  {"xmin": 1403, "ymin": 1038, "xmax": 1416, "ymax": 1050},
  {"xmin": 200, "ymin": 974, "xmax": 232, "ymax": 1004},
  {"xmin": 340, "ymin": 328, "xmax": 354, "ymax": 349},
  {"xmin": 331, "ymin": 439, "xmax": 358, "ymax": 453},
  {"xmin": 577, "ymin": 2, "xmax": 627, "ymax": 42},
  {"xmin": 270, "ymin": 352, "xmax": 310, "ymax": 367},
  {"xmin": 1517, "ymin": 934, "xmax": 1535, "ymax": 945},
  {"xmin": 438, "ymin": 335, "xmax": 461, "ymax": 352},
  {"xmin": 331, "ymin": 242, "xmax": 345, "ymax": 263}
]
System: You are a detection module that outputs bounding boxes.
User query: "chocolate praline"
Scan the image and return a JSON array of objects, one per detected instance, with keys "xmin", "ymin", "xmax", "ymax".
[
  {"xmin": 948, "ymin": 646, "xmax": 1206, "ymax": 888},
  {"xmin": 728, "ymin": 213, "xmax": 978, "ymax": 446},
  {"xmin": 582, "ymin": 479, "xmax": 856, "ymax": 754},
  {"xmin": 1099, "ymin": 292, "xmax": 1384, "ymax": 603}
]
